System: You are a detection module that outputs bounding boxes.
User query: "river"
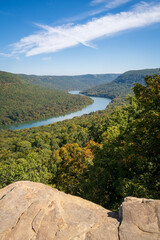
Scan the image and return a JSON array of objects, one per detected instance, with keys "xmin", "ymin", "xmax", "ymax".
[{"xmin": 2, "ymin": 91, "xmax": 111, "ymax": 130}]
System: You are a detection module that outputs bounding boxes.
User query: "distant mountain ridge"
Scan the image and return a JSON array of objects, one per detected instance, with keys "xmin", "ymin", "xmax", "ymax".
[
  {"xmin": 0, "ymin": 71, "xmax": 93, "ymax": 126},
  {"xmin": 82, "ymin": 68, "xmax": 160, "ymax": 99},
  {"xmin": 114, "ymin": 68, "xmax": 160, "ymax": 84},
  {"xmin": 18, "ymin": 73, "xmax": 119, "ymax": 91}
]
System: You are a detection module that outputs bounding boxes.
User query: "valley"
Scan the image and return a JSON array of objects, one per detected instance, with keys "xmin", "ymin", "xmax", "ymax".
[
  {"xmin": 0, "ymin": 70, "xmax": 160, "ymax": 211},
  {"xmin": 2, "ymin": 91, "xmax": 111, "ymax": 130},
  {"xmin": 0, "ymin": 71, "xmax": 93, "ymax": 127},
  {"xmin": 1, "ymin": 1, "xmax": 160, "ymax": 238},
  {"xmin": 18, "ymin": 73, "xmax": 119, "ymax": 91},
  {"xmin": 82, "ymin": 68, "xmax": 160, "ymax": 99}
]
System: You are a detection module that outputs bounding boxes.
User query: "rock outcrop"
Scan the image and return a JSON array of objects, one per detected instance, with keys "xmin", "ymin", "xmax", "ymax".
[
  {"xmin": 0, "ymin": 181, "xmax": 119, "ymax": 240},
  {"xmin": 119, "ymin": 196, "xmax": 160, "ymax": 240},
  {"xmin": 0, "ymin": 181, "xmax": 160, "ymax": 240}
]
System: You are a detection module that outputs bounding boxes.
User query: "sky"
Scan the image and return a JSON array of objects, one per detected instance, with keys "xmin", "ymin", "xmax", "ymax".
[{"xmin": 0, "ymin": 0, "xmax": 160, "ymax": 75}]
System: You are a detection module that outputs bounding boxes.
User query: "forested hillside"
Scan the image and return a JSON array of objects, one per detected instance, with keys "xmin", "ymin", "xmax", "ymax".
[
  {"xmin": 82, "ymin": 68, "xmax": 160, "ymax": 99},
  {"xmin": 18, "ymin": 73, "xmax": 119, "ymax": 91},
  {"xmin": 0, "ymin": 74, "xmax": 159, "ymax": 210},
  {"xmin": 0, "ymin": 71, "xmax": 93, "ymax": 126}
]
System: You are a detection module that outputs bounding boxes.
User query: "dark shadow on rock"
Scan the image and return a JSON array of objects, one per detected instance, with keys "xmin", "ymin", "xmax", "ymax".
[{"xmin": 107, "ymin": 211, "xmax": 119, "ymax": 220}]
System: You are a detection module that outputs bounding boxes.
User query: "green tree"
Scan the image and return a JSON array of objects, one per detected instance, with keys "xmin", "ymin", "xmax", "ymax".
[{"xmin": 53, "ymin": 142, "xmax": 98, "ymax": 195}]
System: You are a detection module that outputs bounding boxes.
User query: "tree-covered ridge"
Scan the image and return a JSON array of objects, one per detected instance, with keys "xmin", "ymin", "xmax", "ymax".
[
  {"xmin": 0, "ymin": 71, "xmax": 93, "ymax": 126},
  {"xmin": 0, "ymin": 74, "xmax": 160, "ymax": 210},
  {"xmin": 82, "ymin": 68, "xmax": 160, "ymax": 99},
  {"xmin": 0, "ymin": 71, "xmax": 25, "ymax": 84},
  {"xmin": 18, "ymin": 73, "xmax": 119, "ymax": 91}
]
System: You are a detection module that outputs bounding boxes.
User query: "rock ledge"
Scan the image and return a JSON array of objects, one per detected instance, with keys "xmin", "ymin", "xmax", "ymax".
[{"xmin": 0, "ymin": 181, "xmax": 160, "ymax": 240}]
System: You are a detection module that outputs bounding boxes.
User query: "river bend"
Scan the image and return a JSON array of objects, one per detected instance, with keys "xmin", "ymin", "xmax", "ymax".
[{"xmin": 3, "ymin": 91, "xmax": 111, "ymax": 130}]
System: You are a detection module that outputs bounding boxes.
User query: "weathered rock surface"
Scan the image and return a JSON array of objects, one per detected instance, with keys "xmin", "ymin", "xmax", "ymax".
[
  {"xmin": 0, "ymin": 182, "xmax": 160, "ymax": 240},
  {"xmin": 0, "ymin": 181, "xmax": 119, "ymax": 240},
  {"xmin": 119, "ymin": 196, "xmax": 160, "ymax": 240}
]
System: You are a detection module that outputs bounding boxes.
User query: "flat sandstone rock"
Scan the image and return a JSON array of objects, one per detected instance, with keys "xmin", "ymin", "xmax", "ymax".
[
  {"xmin": 1, "ymin": 182, "xmax": 160, "ymax": 240},
  {"xmin": 0, "ymin": 181, "xmax": 119, "ymax": 240},
  {"xmin": 119, "ymin": 196, "xmax": 160, "ymax": 240}
]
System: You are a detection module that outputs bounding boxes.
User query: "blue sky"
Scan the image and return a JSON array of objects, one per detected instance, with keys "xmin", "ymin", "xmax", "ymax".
[{"xmin": 0, "ymin": 0, "xmax": 160, "ymax": 75}]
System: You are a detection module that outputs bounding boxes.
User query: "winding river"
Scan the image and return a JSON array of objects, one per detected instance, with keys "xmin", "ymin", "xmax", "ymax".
[{"xmin": 3, "ymin": 91, "xmax": 111, "ymax": 130}]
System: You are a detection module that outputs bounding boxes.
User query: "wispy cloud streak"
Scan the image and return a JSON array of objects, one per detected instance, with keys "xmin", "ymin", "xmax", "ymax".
[
  {"xmin": 91, "ymin": 0, "xmax": 132, "ymax": 8},
  {"xmin": 5, "ymin": 2, "xmax": 160, "ymax": 57},
  {"xmin": 0, "ymin": 52, "xmax": 13, "ymax": 57},
  {"xmin": 91, "ymin": 0, "xmax": 106, "ymax": 5}
]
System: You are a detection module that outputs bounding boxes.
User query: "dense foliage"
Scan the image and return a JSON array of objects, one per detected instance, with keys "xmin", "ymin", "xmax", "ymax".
[
  {"xmin": 82, "ymin": 68, "xmax": 160, "ymax": 99},
  {"xmin": 0, "ymin": 71, "xmax": 93, "ymax": 126},
  {"xmin": 0, "ymin": 74, "xmax": 159, "ymax": 210},
  {"xmin": 18, "ymin": 73, "xmax": 119, "ymax": 91}
]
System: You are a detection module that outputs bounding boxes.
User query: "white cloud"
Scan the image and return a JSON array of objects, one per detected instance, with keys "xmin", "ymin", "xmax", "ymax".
[
  {"xmin": 106, "ymin": 0, "xmax": 133, "ymax": 9},
  {"xmin": 7, "ymin": 2, "xmax": 160, "ymax": 57},
  {"xmin": 91, "ymin": 0, "xmax": 132, "ymax": 8},
  {"xmin": 0, "ymin": 52, "xmax": 13, "ymax": 57},
  {"xmin": 91, "ymin": 0, "xmax": 106, "ymax": 6}
]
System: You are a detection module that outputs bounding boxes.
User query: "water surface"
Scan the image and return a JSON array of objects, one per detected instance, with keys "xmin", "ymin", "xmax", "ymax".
[{"xmin": 3, "ymin": 91, "xmax": 111, "ymax": 130}]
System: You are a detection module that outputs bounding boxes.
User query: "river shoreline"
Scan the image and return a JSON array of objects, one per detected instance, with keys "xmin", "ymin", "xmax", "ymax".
[{"xmin": 1, "ymin": 91, "xmax": 111, "ymax": 131}]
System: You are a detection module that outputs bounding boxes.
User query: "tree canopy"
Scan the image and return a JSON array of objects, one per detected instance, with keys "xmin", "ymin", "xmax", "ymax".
[
  {"xmin": 0, "ymin": 71, "xmax": 93, "ymax": 126},
  {"xmin": 0, "ymin": 74, "xmax": 160, "ymax": 211}
]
